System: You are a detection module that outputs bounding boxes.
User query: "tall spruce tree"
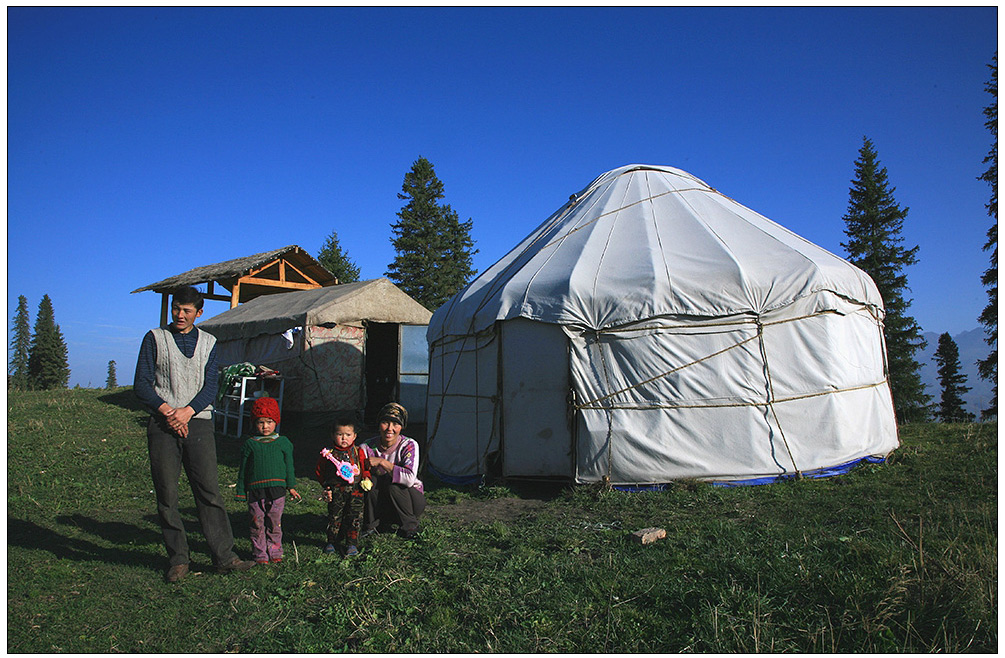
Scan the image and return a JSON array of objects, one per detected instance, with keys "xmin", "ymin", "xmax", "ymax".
[
  {"xmin": 841, "ymin": 137, "xmax": 930, "ymax": 423},
  {"xmin": 978, "ymin": 54, "xmax": 997, "ymax": 420},
  {"xmin": 317, "ymin": 230, "xmax": 361, "ymax": 284},
  {"xmin": 106, "ymin": 360, "xmax": 118, "ymax": 389},
  {"xmin": 933, "ymin": 333, "xmax": 974, "ymax": 423},
  {"xmin": 386, "ymin": 156, "xmax": 477, "ymax": 310},
  {"xmin": 27, "ymin": 294, "xmax": 70, "ymax": 390},
  {"xmin": 9, "ymin": 295, "xmax": 32, "ymax": 390}
]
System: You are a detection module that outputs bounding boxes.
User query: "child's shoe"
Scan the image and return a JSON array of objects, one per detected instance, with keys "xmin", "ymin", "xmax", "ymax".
[
  {"xmin": 344, "ymin": 544, "xmax": 359, "ymax": 557},
  {"xmin": 323, "ymin": 543, "xmax": 337, "ymax": 554},
  {"xmin": 271, "ymin": 557, "xmax": 283, "ymax": 564}
]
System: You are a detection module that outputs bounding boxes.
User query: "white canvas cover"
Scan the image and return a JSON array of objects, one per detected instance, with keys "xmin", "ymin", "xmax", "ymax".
[
  {"xmin": 200, "ymin": 278, "xmax": 431, "ymax": 342},
  {"xmin": 427, "ymin": 165, "xmax": 898, "ymax": 485}
]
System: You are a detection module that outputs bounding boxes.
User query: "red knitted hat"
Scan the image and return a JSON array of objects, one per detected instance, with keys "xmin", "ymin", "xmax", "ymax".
[{"xmin": 250, "ymin": 396, "xmax": 280, "ymax": 424}]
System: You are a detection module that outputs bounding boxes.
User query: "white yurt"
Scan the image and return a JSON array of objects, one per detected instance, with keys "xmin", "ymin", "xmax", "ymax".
[{"xmin": 425, "ymin": 164, "xmax": 898, "ymax": 486}]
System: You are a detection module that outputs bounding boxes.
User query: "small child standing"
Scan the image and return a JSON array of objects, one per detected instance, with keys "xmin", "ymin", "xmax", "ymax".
[
  {"xmin": 235, "ymin": 397, "xmax": 300, "ymax": 564},
  {"xmin": 314, "ymin": 417, "xmax": 371, "ymax": 557}
]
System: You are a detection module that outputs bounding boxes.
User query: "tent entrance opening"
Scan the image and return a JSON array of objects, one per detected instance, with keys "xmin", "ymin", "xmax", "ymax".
[{"xmin": 364, "ymin": 322, "xmax": 399, "ymax": 424}]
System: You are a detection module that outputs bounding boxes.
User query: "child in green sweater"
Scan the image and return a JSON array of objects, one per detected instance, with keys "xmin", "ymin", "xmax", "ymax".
[{"xmin": 235, "ymin": 397, "xmax": 300, "ymax": 564}]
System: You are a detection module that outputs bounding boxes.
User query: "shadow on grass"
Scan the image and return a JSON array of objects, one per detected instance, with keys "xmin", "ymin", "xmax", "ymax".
[
  {"xmin": 98, "ymin": 388, "xmax": 146, "ymax": 412},
  {"xmin": 423, "ymin": 476, "xmax": 569, "ymax": 503},
  {"xmin": 98, "ymin": 389, "xmax": 150, "ymax": 429},
  {"xmin": 266, "ymin": 509, "xmax": 329, "ymax": 548},
  {"xmin": 8, "ymin": 515, "xmax": 163, "ymax": 573}
]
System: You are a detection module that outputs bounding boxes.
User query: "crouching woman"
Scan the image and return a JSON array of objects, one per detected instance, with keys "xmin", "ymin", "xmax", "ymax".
[{"xmin": 361, "ymin": 403, "xmax": 426, "ymax": 539}]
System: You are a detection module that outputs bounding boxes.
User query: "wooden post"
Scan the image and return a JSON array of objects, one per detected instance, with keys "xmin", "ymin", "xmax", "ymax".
[
  {"xmin": 231, "ymin": 282, "xmax": 240, "ymax": 308},
  {"xmin": 160, "ymin": 293, "xmax": 170, "ymax": 328}
]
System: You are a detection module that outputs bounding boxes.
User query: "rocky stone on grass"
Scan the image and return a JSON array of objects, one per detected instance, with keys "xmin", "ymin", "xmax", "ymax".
[{"xmin": 630, "ymin": 527, "xmax": 666, "ymax": 545}]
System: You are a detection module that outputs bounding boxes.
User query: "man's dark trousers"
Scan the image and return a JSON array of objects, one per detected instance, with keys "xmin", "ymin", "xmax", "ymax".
[{"xmin": 148, "ymin": 417, "xmax": 238, "ymax": 567}]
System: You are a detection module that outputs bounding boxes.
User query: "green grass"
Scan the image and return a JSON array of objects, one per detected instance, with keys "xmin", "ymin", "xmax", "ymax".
[{"xmin": 7, "ymin": 387, "xmax": 997, "ymax": 652}]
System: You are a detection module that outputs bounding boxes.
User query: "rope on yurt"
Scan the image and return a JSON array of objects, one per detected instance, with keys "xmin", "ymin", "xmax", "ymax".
[
  {"xmin": 755, "ymin": 316, "xmax": 801, "ymax": 478},
  {"xmin": 575, "ymin": 380, "xmax": 889, "ymax": 411},
  {"xmin": 574, "ymin": 332, "xmax": 762, "ymax": 409},
  {"xmin": 539, "ymin": 187, "xmax": 710, "ymax": 251},
  {"xmin": 572, "ymin": 309, "xmax": 866, "ymax": 410},
  {"xmin": 424, "ymin": 326, "xmax": 498, "ymax": 465},
  {"xmin": 592, "ymin": 330, "xmax": 617, "ymax": 481}
]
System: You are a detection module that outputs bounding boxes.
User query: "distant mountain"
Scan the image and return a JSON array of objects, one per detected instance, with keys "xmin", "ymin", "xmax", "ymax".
[{"xmin": 917, "ymin": 328, "xmax": 995, "ymax": 419}]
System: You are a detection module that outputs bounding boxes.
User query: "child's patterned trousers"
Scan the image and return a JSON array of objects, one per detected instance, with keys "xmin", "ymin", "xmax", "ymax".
[
  {"xmin": 248, "ymin": 496, "xmax": 285, "ymax": 562},
  {"xmin": 327, "ymin": 489, "xmax": 364, "ymax": 546}
]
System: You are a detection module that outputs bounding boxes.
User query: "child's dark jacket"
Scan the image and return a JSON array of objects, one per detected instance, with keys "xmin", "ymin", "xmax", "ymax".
[{"xmin": 315, "ymin": 445, "xmax": 370, "ymax": 492}]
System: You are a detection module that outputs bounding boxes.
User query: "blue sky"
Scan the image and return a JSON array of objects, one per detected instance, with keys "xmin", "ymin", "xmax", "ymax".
[{"xmin": 7, "ymin": 7, "xmax": 998, "ymax": 388}]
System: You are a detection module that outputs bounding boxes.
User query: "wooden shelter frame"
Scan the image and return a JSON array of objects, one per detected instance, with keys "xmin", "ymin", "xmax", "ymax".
[{"xmin": 131, "ymin": 245, "xmax": 338, "ymax": 327}]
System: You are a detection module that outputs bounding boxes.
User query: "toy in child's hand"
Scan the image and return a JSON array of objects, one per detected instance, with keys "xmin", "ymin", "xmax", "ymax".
[
  {"xmin": 320, "ymin": 448, "xmax": 361, "ymax": 483},
  {"xmin": 360, "ymin": 478, "xmax": 373, "ymax": 491},
  {"xmin": 337, "ymin": 462, "xmax": 360, "ymax": 482}
]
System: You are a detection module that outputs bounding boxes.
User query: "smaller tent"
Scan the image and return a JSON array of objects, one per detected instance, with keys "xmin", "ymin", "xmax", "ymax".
[{"xmin": 199, "ymin": 278, "xmax": 431, "ymax": 427}]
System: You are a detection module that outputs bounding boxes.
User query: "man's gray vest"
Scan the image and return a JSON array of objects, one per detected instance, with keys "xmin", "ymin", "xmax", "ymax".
[{"xmin": 151, "ymin": 327, "xmax": 216, "ymax": 420}]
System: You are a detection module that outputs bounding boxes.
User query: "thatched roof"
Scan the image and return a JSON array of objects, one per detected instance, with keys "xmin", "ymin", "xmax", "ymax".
[
  {"xmin": 131, "ymin": 245, "xmax": 338, "ymax": 308},
  {"xmin": 131, "ymin": 245, "xmax": 336, "ymax": 294}
]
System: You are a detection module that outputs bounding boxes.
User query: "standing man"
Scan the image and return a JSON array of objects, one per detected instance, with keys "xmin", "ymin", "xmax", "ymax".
[{"xmin": 134, "ymin": 286, "xmax": 255, "ymax": 582}]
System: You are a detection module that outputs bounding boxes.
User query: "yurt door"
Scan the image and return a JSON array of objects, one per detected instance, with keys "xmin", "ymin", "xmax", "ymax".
[{"xmin": 500, "ymin": 319, "xmax": 573, "ymax": 478}]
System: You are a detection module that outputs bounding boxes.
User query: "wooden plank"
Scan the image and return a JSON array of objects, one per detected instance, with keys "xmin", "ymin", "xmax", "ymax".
[
  {"xmin": 280, "ymin": 259, "xmax": 318, "ymax": 285},
  {"xmin": 160, "ymin": 293, "xmax": 170, "ymax": 328},
  {"xmin": 238, "ymin": 275, "xmax": 320, "ymax": 290},
  {"xmin": 245, "ymin": 257, "xmax": 282, "ymax": 278}
]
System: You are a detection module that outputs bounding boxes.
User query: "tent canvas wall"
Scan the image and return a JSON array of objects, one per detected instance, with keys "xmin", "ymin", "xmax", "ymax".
[
  {"xmin": 426, "ymin": 165, "xmax": 898, "ymax": 486},
  {"xmin": 199, "ymin": 278, "xmax": 432, "ymax": 425}
]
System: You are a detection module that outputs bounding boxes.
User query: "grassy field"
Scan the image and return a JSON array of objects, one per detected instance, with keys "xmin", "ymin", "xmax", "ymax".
[{"xmin": 7, "ymin": 387, "xmax": 997, "ymax": 653}]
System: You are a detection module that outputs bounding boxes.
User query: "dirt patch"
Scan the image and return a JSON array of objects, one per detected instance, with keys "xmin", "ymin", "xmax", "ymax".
[
  {"xmin": 427, "ymin": 481, "xmax": 569, "ymax": 526},
  {"xmin": 430, "ymin": 496, "xmax": 552, "ymax": 525}
]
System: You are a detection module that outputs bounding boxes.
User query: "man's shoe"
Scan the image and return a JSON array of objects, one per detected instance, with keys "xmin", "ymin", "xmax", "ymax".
[
  {"xmin": 165, "ymin": 563, "xmax": 189, "ymax": 583},
  {"xmin": 217, "ymin": 557, "xmax": 257, "ymax": 574},
  {"xmin": 397, "ymin": 528, "xmax": 419, "ymax": 540}
]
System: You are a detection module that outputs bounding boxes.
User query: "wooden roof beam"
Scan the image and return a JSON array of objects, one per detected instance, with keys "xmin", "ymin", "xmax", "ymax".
[
  {"xmin": 246, "ymin": 258, "xmax": 320, "ymax": 287},
  {"xmin": 239, "ymin": 276, "xmax": 321, "ymax": 291}
]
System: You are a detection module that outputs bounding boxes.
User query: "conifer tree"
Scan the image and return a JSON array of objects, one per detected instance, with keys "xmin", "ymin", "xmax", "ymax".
[
  {"xmin": 9, "ymin": 295, "xmax": 32, "ymax": 390},
  {"xmin": 933, "ymin": 333, "xmax": 974, "ymax": 423},
  {"xmin": 841, "ymin": 137, "xmax": 930, "ymax": 422},
  {"xmin": 106, "ymin": 360, "xmax": 118, "ymax": 389},
  {"xmin": 27, "ymin": 294, "xmax": 70, "ymax": 390},
  {"xmin": 317, "ymin": 230, "xmax": 361, "ymax": 284},
  {"xmin": 386, "ymin": 156, "xmax": 477, "ymax": 311},
  {"xmin": 978, "ymin": 54, "xmax": 997, "ymax": 420}
]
